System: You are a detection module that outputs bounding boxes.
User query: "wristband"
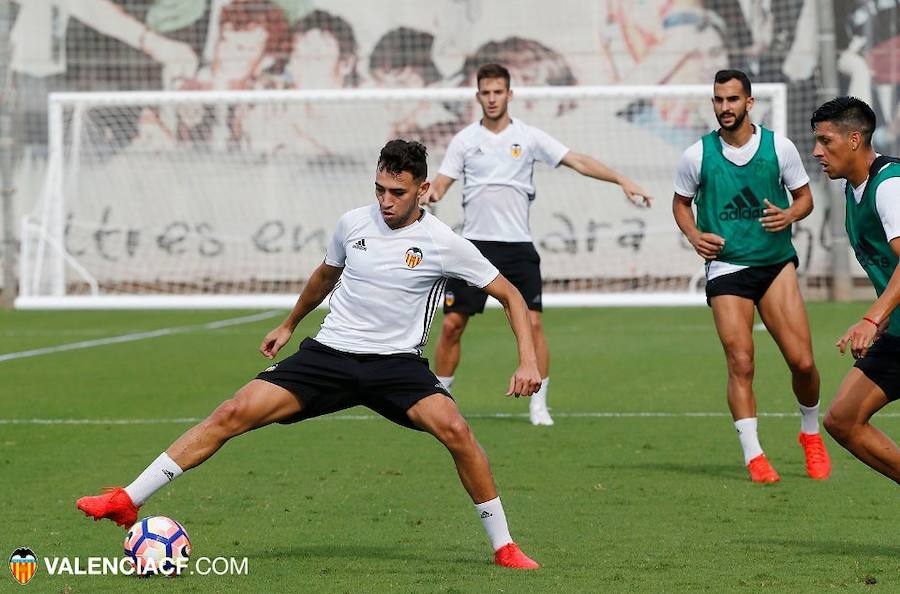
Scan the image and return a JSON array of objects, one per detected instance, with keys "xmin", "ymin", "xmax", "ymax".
[{"xmin": 862, "ymin": 316, "xmax": 879, "ymax": 328}]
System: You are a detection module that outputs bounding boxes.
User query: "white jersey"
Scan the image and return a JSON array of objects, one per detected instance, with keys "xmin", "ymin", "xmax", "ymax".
[
  {"xmin": 315, "ymin": 205, "xmax": 499, "ymax": 355},
  {"xmin": 847, "ymin": 160, "xmax": 900, "ymax": 242},
  {"xmin": 673, "ymin": 126, "xmax": 810, "ymax": 280},
  {"xmin": 439, "ymin": 118, "xmax": 570, "ymax": 242}
]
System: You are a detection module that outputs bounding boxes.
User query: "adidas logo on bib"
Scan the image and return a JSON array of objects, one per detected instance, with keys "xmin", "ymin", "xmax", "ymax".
[{"xmin": 352, "ymin": 238, "xmax": 367, "ymax": 251}]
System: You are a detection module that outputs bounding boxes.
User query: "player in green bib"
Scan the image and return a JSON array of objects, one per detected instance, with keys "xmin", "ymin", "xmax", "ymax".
[
  {"xmin": 811, "ymin": 97, "xmax": 900, "ymax": 485},
  {"xmin": 673, "ymin": 70, "xmax": 831, "ymax": 483}
]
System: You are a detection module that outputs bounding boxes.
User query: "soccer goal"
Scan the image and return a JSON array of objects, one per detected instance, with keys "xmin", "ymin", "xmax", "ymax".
[{"xmin": 18, "ymin": 84, "xmax": 787, "ymax": 309}]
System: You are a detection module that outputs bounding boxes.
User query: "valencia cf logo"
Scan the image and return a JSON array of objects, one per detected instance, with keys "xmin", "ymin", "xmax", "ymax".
[
  {"xmin": 405, "ymin": 247, "xmax": 423, "ymax": 268},
  {"xmin": 445, "ymin": 291, "xmax": 455, "ymax": 307},
  {"xmin": 9, "ymin": 547, "xmax": 37, "ymax": 585},
  {"xmin": 511, "ymin": 143, "xmax": 522, "ymax": 158}
]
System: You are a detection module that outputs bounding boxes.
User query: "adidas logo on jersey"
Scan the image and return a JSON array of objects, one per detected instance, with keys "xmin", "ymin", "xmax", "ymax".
[
  {"xmin": 352, "ymin": 238, "xmax": 367, "ymax": 251},
  {"xmin": 719, "ymin": 187, "xmax": 764, "ymax": 221}
]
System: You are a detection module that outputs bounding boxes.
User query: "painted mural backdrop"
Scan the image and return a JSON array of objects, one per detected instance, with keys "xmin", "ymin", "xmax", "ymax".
[{"xmin": 6, "ymin": 1, "xmax": 899, "ymax": 289}]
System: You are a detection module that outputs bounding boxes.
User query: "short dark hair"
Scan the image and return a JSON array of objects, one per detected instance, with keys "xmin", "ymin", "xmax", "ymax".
[
  {"xmin": 476, "ymin": 63, "xmax": 511, "ymax": 88},
  {"xmin": 378, "ymin": 140, "xmax": 428, "ymax": 181},
  {"xmin": 810, "ymin": 96, "xmax": 877, "ymax": 146},
  {"xmin": 714, "ymin": 69, "xmax": 752, "ymax": 97},
  {"xmin": 369, "ymin": 28, "xmax": 441, "ymax": 85}
]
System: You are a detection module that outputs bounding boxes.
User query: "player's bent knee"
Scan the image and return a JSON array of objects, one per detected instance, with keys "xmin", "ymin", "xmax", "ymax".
[
  {"xmin": 207, "ymin": 398, "xmax": 251, "ymax": 436},
  {"xmin": 441, "ymin": 317, "xmax": 467, "ymax": 342},
  {"xmin": 788, "ymin": 357, "xmax": 816, "ymax": 377},
  {"xmin": 436, "ymin": 416, "xmax": 474, "ymax": 450},
  {"xmin": 823, "ymin": 410, "xmax": 851, "ymax": 443}
]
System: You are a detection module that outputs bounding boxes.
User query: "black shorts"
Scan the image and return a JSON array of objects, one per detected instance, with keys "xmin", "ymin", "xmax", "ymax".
[
  {"xmin": 444, "ymin": 240, "xmax": 542, "ymax": 315},
  {"xmin": 705, "ymin": 256, "xmax": 799, "ymax": 306},
  {"xmin": 255, "ymin": 338, "xmax": 451, "ymax": 429},
  {"xmin": 854, "ymin": 333, "xmax": 900, "ymax": 401}
]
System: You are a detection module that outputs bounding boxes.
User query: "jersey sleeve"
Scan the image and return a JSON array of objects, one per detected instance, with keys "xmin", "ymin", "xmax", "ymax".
[
  {"xmin": 875, "ymin": 177, "xmax": 900, "ymax": 241},
  {"xmin": 774, "ymin": 133, "xmax": 810, "ymax": 191},
  {"xmin": 438, "ymin": 133, "xmax": 466, "ymax": 179},
  {"xmin": 529, "ymin": 126, "xmax": 570, "ymax": 167},
  {"xmin": 673, "ymin": 141, "xmax": 702, "ymax": 198},
  {"xmin": 442, "ymin": 234, "xmax": 499, "ymax": 288},
  {"xmin": 324, "ymin": 214, "xmax": 348, "ymax": 267}
]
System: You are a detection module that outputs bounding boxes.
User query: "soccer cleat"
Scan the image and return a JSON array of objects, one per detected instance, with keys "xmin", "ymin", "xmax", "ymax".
[
  {"xmin": 747, "ymin": 454, "xmax": 780, "ymax": 483},
  {"xmin": 494, "ymin": 543, "xmax": 540, "ymax": 569},
  {"xmin": 529, "ymin": 404, "xmax": 554, "ymax": 426},
  {"xmin": 798, "ymin": 432, "xmax": 831, "ymax": 480},
  {"xmin": 76, "ymin": 487, "xmax": 140, "ymax": 528}
]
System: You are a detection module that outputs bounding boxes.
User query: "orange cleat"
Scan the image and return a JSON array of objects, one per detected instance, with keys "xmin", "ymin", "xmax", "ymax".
[
  {"xmin": 747, "ymin": 454, "xmax": 780, "ymax": 483},
  {"xmin": 76, "ymin": 487, "xmax": 140, "ymax": 528},
  {"xmin": 798, "ymin": 432, "xmax": 831, "ymax": 480},
  {"xmin": 494, "ymin": 543, "xmax": 540, "ymax": 569}
]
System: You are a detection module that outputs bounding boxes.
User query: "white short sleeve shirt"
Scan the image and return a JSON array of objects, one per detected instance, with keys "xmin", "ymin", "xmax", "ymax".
[
  {"xmin": 439, "ymin": 119, "xmax": 569, "ymax": 242},
  {"xmin": 847, "ymin": 160, "xmax": 900, "ymax": 242},
  {"xmin": 315, "ymin": 205, "xmax": 499, "ymax": 355},
  {"xmin": 673, "ymin": 127, "xmax": 810, "ymax": 280}
]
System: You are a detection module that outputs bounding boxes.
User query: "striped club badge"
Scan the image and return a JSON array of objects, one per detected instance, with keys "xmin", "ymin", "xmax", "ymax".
[
  {"xmin": 405, "ymin": 247, "xmax": 423, "ymax": 269},
  {"xmin": 9, "ymin": 548, "xmax": 37, "ymax": 585}
]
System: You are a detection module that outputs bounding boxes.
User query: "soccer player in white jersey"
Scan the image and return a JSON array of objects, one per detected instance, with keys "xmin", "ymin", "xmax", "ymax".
[
  {"xmin": 672, "ymin": 69, "xmax": 830, "ymax": 483},
  {"xmin": 422, "ymin": 63, "xmax": 652, "ymax": 426},
  {"xmin": 77, "ymin": 140, "xmax": 543, "ymax": 569}
]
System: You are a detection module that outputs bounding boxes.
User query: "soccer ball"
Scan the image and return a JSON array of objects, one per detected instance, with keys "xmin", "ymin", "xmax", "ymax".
[{"xmin": 123, "ymin": 516, "xmax": 191, "ymax": 576}]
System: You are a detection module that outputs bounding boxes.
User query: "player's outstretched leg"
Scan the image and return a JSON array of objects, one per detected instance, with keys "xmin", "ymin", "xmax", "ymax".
[
  {"xmin": 407, "ymin": 394, "xmax": 540, "ymax": 569},
  {"xmin": 825, "ymin": 369, "xmax": 900, "ymax": 483},
  {"xmin": 757, "ymin": 264, "xmax": 830, "ymax": 480},
  {"xmin": 77, "ymin": 380, "xmax": 302, "ymax": 527},
  {"xmin": 435, "ymin": 312, "xmax": 470, "ymax": 394}
]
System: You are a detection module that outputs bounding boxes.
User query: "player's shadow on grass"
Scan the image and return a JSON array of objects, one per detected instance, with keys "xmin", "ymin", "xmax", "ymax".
[
  {"xmin": 751, "ymin": 537, "xmax": 900, "ymax": 558},
  {"xmin": 589, "ymin": 461, "xmax": 746, "ymax": 481},
  {"xmin": 253, "ymin": 544, "xmax": 478, "ymax": 565}
]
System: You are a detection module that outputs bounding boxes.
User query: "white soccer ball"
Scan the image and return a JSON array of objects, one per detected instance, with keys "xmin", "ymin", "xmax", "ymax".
[{"xmin": 123, "ymin": 516, "xmax": 191, "ymax": 576}]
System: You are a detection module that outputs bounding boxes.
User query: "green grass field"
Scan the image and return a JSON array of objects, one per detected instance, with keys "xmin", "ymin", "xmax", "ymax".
[{"xmin": 3, "ymin": 304, "xmax": 900, "ymax": 592}]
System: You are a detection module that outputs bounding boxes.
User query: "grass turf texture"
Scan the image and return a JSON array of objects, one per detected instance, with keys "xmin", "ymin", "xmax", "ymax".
[{"xmin": 2, "ymin": 304, "xmax": 899, "ymax": 592}]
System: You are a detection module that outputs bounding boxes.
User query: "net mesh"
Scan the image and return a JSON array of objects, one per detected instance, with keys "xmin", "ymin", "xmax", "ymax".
[{"xmin": 19, "ymin": 85, "xmax": 785, "ymax": 307}]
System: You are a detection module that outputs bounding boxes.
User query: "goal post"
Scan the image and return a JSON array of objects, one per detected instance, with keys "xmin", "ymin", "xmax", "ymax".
[{"xmin": 17, "ymin": 84, "xmax": 787, "ymax": 309}]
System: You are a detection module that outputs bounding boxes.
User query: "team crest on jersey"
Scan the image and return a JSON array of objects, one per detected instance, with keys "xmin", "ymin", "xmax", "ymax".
[
  {"xmin": 511, "ymin": 143, "xmax": 522, "ymax": 158},
  {"xmin": 405, "ymin": 247, "xmax": 423, "ymax": 268},
  {"xmin": 445, "ymin": 291, "xmax": 455, "ymax": 307},
  {"xmin": 9, "ymin": 548, "xmax": 37, "ymax": 585}
]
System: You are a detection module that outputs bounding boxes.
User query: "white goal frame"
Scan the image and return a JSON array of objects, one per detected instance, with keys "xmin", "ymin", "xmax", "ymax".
[{"xmin": 17, "ymin": 84, "xmax": 787, "ymax": 310}]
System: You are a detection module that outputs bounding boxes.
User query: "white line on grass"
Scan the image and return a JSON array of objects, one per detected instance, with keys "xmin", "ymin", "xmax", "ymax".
[
  {"xmin": 5, "ymin": 411, "xmax": 900, "ymax": 425},
  {"xmin": 0, "ymin": 310, "xmax": 282, "ymax": 363}
]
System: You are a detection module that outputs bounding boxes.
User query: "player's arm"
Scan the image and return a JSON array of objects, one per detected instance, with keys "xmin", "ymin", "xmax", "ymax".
[
  {"xmin": 559, "ymin": 151, "xmax": 652, "ymax": 207},
  {"xmin": 259, "ymin": 262, "xmax": 343, "ymax": 358},
  {"xmin": 837, "ymin": 238, "xmax": 900, "ymax": 359},
  {"xmin": 672, "ymin": 192, "xmax": 724, "ymax": 259},
  {"xmin": 480, "ymin": 274, "xmax": 542, "ymax": 397},
  {"xmin": 420, "ymin": 174, "xmax": 456, "ymax": 205},
  {"xmin": 759, "ymin": 184, "xmax": 813, "ymax": 233}
]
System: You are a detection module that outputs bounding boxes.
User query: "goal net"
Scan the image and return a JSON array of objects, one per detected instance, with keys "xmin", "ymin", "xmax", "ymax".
[{"xmin": 18, "ymin": 84, "xmax": 787, "ymax": 309}]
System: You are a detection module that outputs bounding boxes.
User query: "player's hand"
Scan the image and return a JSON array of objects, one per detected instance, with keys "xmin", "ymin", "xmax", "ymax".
[
  {"xmin": 689, "ymin": 232, "xmax": 725, "ymax": 259},
  {"xmin": 836, "ymin": 319, "xmax": 879, "ymax": 359},
  {"xmin": 759, "ymin": 199, "xmax": 795, "ymax": 232},
  {"xmin": 259, "ymin": 325, "xmax": 293, "ymax": 359},
  {"xmin": 506, "ymin": 364, "xmax": 541, "ymax": 398},
  {"xmin": 620, "ymin": 178, "xmax": 652, "ymax": 208},
  {"xmin": 418, "ymin": 184, "xmax": 438, "ymax": 206}
]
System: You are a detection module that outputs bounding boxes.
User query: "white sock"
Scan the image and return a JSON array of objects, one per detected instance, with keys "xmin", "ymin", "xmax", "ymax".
[
  {"xmin": 799, "ymin": 402, "xmax": 820, "ymax": 434},
  {"xmin": 734, "ymin": 418, "xmax": 764, "ymax": 465},
  {"xmin": 436, "ymin": 375, "xmax": 454, "ymax": 393},
  {"xmin": 125, "ymin": 453, "xmax": 184, "ymax": 506},
  {"xmin": 475, "ymin": 497, "xmax": 513, "ymax": 551},
  {"xmin": 530, "ymin": 377, "xmax": 550, "ymax": 411}
]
